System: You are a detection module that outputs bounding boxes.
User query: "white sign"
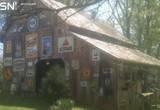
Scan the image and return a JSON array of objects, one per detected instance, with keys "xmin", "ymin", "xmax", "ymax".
[
  {"xmin": 58, "ymin": 37, "xmax": 74, "ymax": 53},
  {"xmin": 92, "ymin": 48, "xmax": 100, "ymax": 61},
  {"xmin": 13, "ymin": 58, "xmax": 25, "ymax": 72},
  {"xmin": 4, "ymin": 57, "xmax": 12, "ymax": 66},
  {"xmin": 80, "ymin": 81, "xmax": 87, "ymax": 87},
  {"xmin": 71, "ymin": 60, "xmax": 79, "ymax": 70}
]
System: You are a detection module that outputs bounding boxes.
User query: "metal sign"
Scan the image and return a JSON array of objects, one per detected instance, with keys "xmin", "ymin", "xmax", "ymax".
[
  {"xmin": 80, "ymin": 81, "xmax": 87, "ymax": 87},
  {"xmin": 14, "ymin": 37, "xmax": 23, "ymax": 58},
  {"xmin": 41, "ymin": 36, "xmax": 53, "ymax": 57},
  {"xmin": 92, "ymin": 48, "xmax": 100, "ymax": 61},
  {"xmin": 58, "ymin": 37, "xmax": 74, "ymax": 53},
  {"xmin": 13, "ymin": 58, "xmax": 25, "ymax": 72},
  {"xmin": 27, "ymin": 16, "xmax": 39, "ymax": 32},
  {"xmin": 5, "ymin": 40, "xmax": 12, "ymax": 54},
  {"xmin": 4, "ymin": 68, "xmax": 12, "ymax": 80},
  {"xmin": 81, "ymin": 68, "xmax": 91, "ymax": 79},
  {"xmin": 3, "ymin": 57, "xmax": 12, "ymax": 66},
  {"xmin": 71, "ymin": 60, "xmax": 80, "ymax": 70},
  {"xmin": 25, "ymin": 33, "xmax": 38, "ymax": 58}
]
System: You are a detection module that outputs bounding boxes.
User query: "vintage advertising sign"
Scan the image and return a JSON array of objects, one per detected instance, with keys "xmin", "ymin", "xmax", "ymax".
[
  {"xmin": 26, "ymin": 68, "xmax": 35, "ymax": 77},
  {"xmin": 58, "ymin": 37, "xmax": 74, "ymax": 53},
  {"xmin": 27, "ymin": 15, "xmax": 39, "ymax": 32},
  {"xmin": 81, "ymin": 68, "xmax": 91, "ymax": 79},
  {"xmin": 25, "ymin": 33, "xmax": 38, "ymax": 58},
  {"xmin": 80, "ymin": 81, "xmax": 87, "ymax": 87},
  {"xmin": 4, "ymin": 68, "xmax": 12, "ymax": 81},
  {"xmin": 3, "ymin": 57, "xmax": 12, "ymax": 66},
  {"xmin": 92, "ymin": 48, "xmax": 100, "ymax": 61},
  {"xmin": 71, "ymin": 60, "xmax": 80, "ymax": 70},
  {"xmin": 14, "ymin": 37, "xmax": 23, "ymax": 58},
  {"xmin": 13, "ymin": 58, "xmax": 25, "ymax": 72},
  {"xmin": 5, "ymin": 40, "xmax": 12, "ymax": 54},
  {"xmin": 41, "ymin": 36, "xmax": 53, "ymax": 57}
]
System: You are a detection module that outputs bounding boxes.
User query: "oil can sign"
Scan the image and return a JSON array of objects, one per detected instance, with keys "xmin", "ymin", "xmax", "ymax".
[{"xmin": 58, "ymin": 37, "xmax": 74, "ymax": 53}]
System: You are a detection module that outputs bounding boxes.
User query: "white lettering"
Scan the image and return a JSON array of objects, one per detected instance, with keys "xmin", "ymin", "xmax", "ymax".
[
  {"xmin": 0, "ymin": 2, "xmax": 7, "ymax": 10},
  {"xmin": 0, "ymin": 2, "xmax": 17, "ymax": 11}
]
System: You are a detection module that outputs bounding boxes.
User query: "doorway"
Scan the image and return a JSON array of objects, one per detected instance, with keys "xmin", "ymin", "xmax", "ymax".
[{"xmin": 35, "ymin": 59, "xmax": 64, "ymax": 92}]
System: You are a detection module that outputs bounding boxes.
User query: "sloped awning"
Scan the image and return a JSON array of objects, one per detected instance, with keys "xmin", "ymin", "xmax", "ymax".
[
  {"xmin": 40, "ymin": 0, "xmax": 133, "ymax": 45},
  {"xmin": 72, "ymin": 32, "xmax": 160, "ymax": 67}
]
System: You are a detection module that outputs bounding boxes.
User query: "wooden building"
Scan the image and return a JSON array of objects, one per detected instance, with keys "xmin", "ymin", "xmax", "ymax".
[{"xmin": 1, "ymin": 0, "xmax": 160, "ymax": 110}]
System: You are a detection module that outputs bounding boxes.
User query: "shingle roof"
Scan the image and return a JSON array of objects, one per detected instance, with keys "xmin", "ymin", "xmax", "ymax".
[
  {"xmin": 72, "ymin": 32, "xmax": 160, "ymax": 67},
  {"xmin": 40, "ymin": 0, "xmax": 133, "ymax": 45}
]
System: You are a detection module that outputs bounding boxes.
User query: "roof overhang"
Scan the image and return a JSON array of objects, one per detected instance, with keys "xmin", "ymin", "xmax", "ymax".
[{"xmin": 71, "ymin": 32, "xmax": 160, "ymax": 67}]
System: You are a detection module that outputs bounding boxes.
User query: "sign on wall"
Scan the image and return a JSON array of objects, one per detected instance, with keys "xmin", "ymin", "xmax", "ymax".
[
  {"xmin": 13, "ymin": 58, "xmax": 25, "ymax": 72},
  {"xmin": 14, "ymin": 38, "xmax": 23, "ymax": 58},
  {"xmin": 92, "ymin": 48, "xmax": 100, "ymax": 61},
  {"xmin": 81, "ymin": 68, "xmax": 91, "ymax": 79},
  {"xmin": 80, "ymin": 80, "xmax": 87, "ymax": 87},
  {"xmin": 4, "ymin": 68, "xmax": 12, "ymax": 81},
  {"xmin": 3, "ymin": 57, "xmax": 12, "ymax": 66},
  {"xmin": 41, "ymin": 36, "xmax": 53, "ymax": 57},
  {"xmin": 25, "ymin": 33, "xmax": 38, "ymax": 58},
  {"xmin": 5, "ymin": 40, "xmax": 12, "ymax": 54},
  {"xmin": 27, "ymin": 16, "xmax": 39, "ymax": 32},
  {"xmin": 71, "ymin": 60, "xmax": 80, "ymax": 70},
  {"xmin": 58, "ymin": 37, "xmax": 74, "ymax": 53}
]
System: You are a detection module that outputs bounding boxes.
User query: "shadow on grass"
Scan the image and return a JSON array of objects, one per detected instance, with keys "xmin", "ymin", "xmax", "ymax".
[{"xmin": 0, "ymin": 93, "xmax": 49, "ymax": 110}]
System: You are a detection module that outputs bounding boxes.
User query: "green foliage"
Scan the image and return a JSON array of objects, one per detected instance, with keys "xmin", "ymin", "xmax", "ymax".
[
  {"xmin": 41, "ymin": 65, "xmax": 71, "ymax": 103},
  {"xmin": 50, "ymin": 98, "xmax": 74, "ymax": 110}
]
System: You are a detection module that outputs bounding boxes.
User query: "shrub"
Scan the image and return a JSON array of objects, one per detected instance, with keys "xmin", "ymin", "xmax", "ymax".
[
  {"xmin": 41, "ymin": 65, "xmax": 71, "ymax": 103},
  {"xmin": 50, "ymin": 98, "xmax": 74, "ymax": 110}
]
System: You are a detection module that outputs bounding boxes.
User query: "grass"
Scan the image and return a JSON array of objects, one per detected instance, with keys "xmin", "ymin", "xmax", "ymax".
[
  {"xmin": 0, "ymin": 93, "xmax": 49, "ymax": 110},
  {"xmin": 0, "ymin": 93, "xmax": 104, "ymax": 110}
]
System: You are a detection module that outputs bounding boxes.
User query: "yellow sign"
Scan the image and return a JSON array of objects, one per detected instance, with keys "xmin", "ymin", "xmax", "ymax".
[
  {"xmin": 4, "ymin": 68, "xmax": 12, "ymax": 80},
  {"xmin": 81, "ymin": 68, "xmax": 91, "ymax": 79}
]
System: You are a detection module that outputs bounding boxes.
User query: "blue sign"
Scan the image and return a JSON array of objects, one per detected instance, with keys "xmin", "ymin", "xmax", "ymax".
[
  {"xmin": 41, "ymin": 36, "xmax": 53, "ymax": 57},
  {"xmin": 27, "ymin": 16, "xmax": 39, "ymax": 32}
]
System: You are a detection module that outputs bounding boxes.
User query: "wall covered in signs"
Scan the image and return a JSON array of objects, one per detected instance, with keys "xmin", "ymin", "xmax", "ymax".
[{"xmin": 3, "ymin": 10, "xmax": 115, "ymax": 108}]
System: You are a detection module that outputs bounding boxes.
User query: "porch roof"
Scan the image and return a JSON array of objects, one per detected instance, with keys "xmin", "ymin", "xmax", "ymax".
[
  {"xmin": 72, "ymin": 32, "xmax": 160, "ymax": 67},
  {"xmin": 40, "ymin": 0, "xmax": 133, "ymax": 45}
]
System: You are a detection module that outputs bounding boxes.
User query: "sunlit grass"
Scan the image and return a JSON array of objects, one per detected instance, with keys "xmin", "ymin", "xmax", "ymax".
[
  {"xmin": 0, "ymin": 105, "xmax": 35, "ymax": 110},
  {"xmin": 0, "ymin": 93, "xmax": 49, "ymax": 110}
]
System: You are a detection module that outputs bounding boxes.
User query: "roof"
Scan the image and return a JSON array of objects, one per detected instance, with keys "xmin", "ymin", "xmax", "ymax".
[
  {"xmin": 72, "ymin": 32, "xmax": 160, "ymax": 67},
  {"xmin": 40, "ymin": 0, "xmax": 133, "ymax": 45}
]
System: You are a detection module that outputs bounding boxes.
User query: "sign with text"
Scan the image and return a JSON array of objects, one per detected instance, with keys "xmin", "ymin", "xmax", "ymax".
[
  {"xmin": 92, "ymin": 48, "xmax": 100, "ymax": 61},
  {"xmin": 3, "ymin": 57, "xmax": 12, "ymax": 66},
  {"xmin": 58, "ymin": 37, "xmax": 74, "ymax": 53},
  {"xmin": 5, "ymin": 40, "xmax": 12, "ymax": 54},
  {"xmin": 13, "ymin": 58, "xmax": 25, "ymax": 72},
  {"xmin": 25, "ymin": 33, "xmax": 38, "ymax": 58}
]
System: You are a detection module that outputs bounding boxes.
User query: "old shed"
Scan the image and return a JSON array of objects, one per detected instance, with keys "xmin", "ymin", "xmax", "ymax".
[{"xmin": 1, "ymin": 0, "xmax": 160, "ymax": 110}]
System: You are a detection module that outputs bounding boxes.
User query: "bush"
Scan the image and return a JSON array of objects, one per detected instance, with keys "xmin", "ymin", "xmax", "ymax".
[
  {"xmin": 50, "ymin": 99, "xmax": 74, "ymax": 110},
  {"xmin": 41, "ymin": 65, "xmax": 71, "ymax": 103}
]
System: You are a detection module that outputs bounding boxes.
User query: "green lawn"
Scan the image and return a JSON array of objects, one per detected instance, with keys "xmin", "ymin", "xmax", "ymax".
[
  {"xmin": 0, "ymin": 93, "xmax": 104, "ymax": 110},
  {"xmin": 0, "ymin": 93, "xmax": 49, "ymax": 110}
]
